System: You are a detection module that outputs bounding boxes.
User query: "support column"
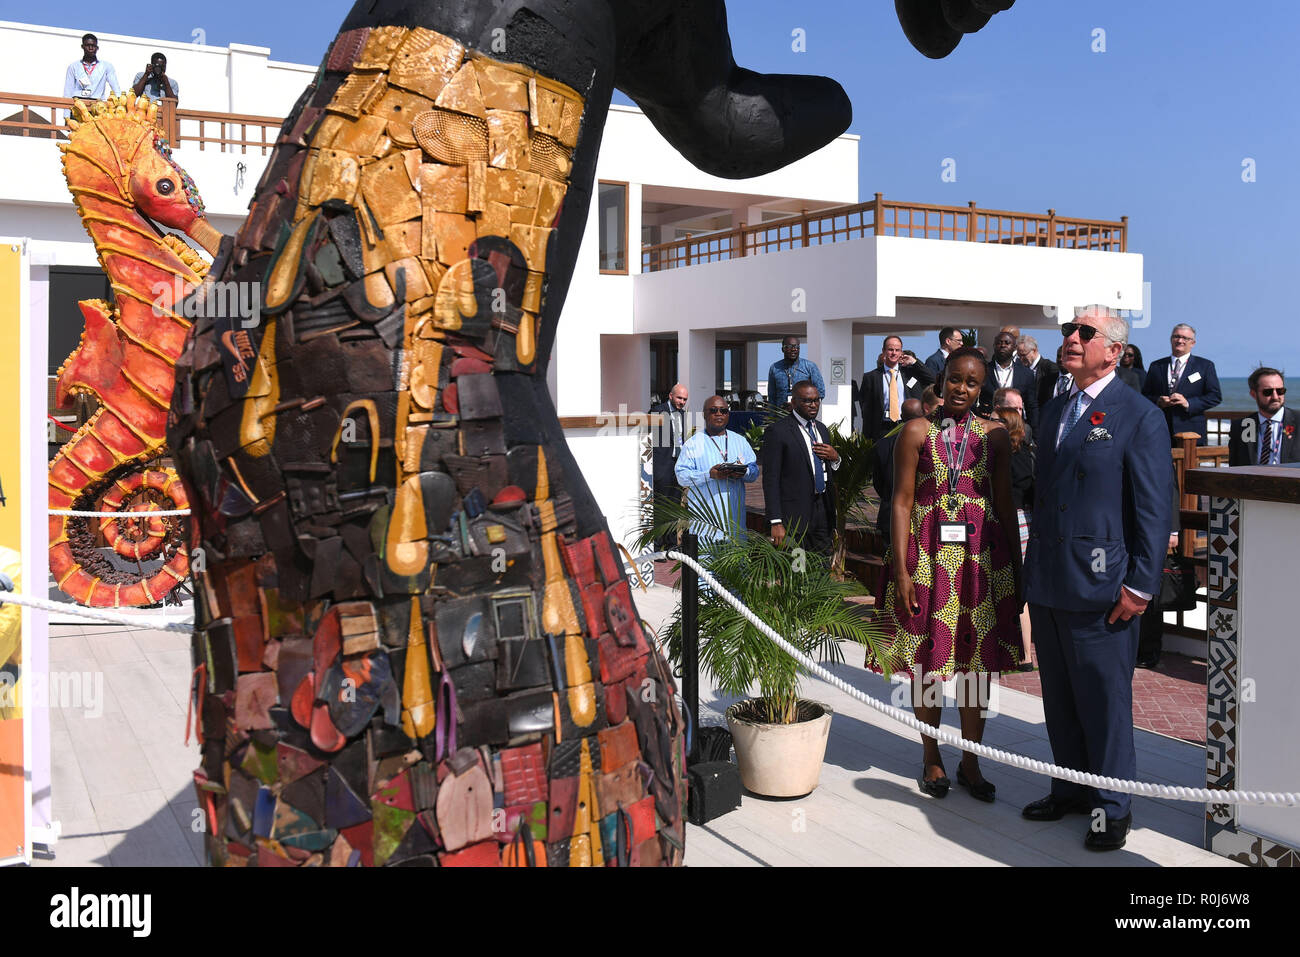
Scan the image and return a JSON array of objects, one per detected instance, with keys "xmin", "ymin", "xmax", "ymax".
[
  {"xmin": 678, "ymin": 327, "xmax": 716, "ymax": 425},
  {"xmin": 805, "ymin": 317, "xmax": 855, "ymax": 433},
  {"xmin": 744, "ymin": 341, "xmax": 760, "ymax": 394},
  {"xmin": 600, "ymin": 334, "xmax": 650, "ymax": 415},
  {"xmin": 851, "ymin": 331, "xmax": 866, "ymax": 433}
]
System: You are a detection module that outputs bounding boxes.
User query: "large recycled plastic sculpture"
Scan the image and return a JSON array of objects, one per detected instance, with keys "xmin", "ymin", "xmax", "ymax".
[
  {"xmin": 50, "ymin": 95, "xmax": 222, "ymax": 607},
  {"xmin": 168, "ymin": 0, "xmax": 865, "ymax": 866}
]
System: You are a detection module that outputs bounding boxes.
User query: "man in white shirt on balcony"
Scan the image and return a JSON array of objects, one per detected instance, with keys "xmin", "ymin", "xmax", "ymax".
[{"xmin": 62, "ymin": 34, "xmax": 119, "ymax": 104}]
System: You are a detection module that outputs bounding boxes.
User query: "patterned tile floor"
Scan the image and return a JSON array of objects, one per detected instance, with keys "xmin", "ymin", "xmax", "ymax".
[{"xmin": 1002, "ymin": 655, "xmax": 1208, "ymax": 746}]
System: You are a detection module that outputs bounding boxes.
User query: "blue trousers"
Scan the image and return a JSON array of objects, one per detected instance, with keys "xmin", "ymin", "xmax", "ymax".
[{"xmin": 1029, "ymin": 603, "xmax": 1140, "ymax": 819}]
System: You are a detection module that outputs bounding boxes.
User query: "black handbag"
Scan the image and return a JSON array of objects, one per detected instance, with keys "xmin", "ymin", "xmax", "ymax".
[{"xmin": 1160, "ymin": 553, "xmax": 1199, "ymax": 612}]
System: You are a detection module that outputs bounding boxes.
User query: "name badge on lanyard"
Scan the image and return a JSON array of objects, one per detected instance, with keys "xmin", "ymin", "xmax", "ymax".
[{"xmin": 939, "ymin": 415, "xmax": 974, "ymax": 548}]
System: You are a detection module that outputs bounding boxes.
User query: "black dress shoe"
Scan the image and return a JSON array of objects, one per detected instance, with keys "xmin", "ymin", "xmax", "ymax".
[
  {"xmin": 1135, "ymin": 655, "xmax": 1160, "ymax": 669},
  {"xmin": 1021, "ymin": 794, "xmax": 1091, "ymax": 821},
  {"xmin": 1085, "ymin": 813, "xmax": 1132, "ymax": 851},
  {"xmin": 917, "ymin": 767, "xmax": 950, "ymax": 798},
  {"xmin": 957, "ymin": 765, "xmax": 996, "ymax": 803}
]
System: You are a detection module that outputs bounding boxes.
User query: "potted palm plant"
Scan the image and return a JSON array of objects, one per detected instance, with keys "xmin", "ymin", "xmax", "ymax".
[
  {"xmin": 638, "ymin": 493, "xmax": 889, "ymax": 797},
  {"xmin": 825, "ymin": 423, "xmax": 875, "ymax": 581}
]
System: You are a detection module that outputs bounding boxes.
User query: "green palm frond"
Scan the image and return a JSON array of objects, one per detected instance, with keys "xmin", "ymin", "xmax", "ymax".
[{"xmin": 663, "ymin": 530, "xmax": 891, "ymax": 724}]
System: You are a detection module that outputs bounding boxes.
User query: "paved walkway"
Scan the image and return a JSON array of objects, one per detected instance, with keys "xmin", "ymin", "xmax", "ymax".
[{"xmin": 33, "ymin": 584, "xmax": 1234, "ymax": 868}]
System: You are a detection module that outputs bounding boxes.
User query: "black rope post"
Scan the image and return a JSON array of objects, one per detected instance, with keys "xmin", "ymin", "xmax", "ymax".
[{"xmin": 680, "ymin": 531, "xmax": 700, "ymax": 766}]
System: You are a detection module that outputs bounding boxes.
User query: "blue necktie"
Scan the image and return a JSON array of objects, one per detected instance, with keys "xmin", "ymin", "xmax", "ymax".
[
  {"xmin": 807, "ymin": 421, "xmax": 826, "ymax": 494},
  {"xmin": 1059, "ymin": 391, "xmax": 1086, "ymax": 447}
]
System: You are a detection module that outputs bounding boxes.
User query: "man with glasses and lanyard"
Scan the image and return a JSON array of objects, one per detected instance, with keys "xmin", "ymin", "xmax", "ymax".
[
  {"xmin": 1022, "ymin": 307, "xmax": 1172, "ymax": 851},
  {"xmin": 762, "ymin": 381, "xmax": 840, "ymax": 556},
  {"xmin": 1142, "ymin": 323, "xmax": 1222, "ymax": 446},
  {"xmin": 1229, "ymin": 367, "xmax": 1300, "ymax": 466},
  {"xmin": 674, "ymin": 396, "xmax": 759, "ymax": 544}
]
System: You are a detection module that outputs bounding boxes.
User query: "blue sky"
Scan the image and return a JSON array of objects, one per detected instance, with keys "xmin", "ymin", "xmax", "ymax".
[{"xmin": 30, "ymin": 1, "xmax": 1298, "ymax": 377}]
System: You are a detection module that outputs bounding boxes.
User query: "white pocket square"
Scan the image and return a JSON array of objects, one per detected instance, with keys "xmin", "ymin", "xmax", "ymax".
[{"xmin": 1085, "ymin": 427, "xmax": 1113, "ymax": 442}]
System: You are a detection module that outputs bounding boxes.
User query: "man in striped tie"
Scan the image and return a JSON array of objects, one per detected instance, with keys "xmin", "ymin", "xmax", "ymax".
[
  {"xmin": 1021, "ymin": 307, "xmax": 1172, "ymax": 851},
  {"xmin": 1228, "ymin": 368, "xmax": 1300, "ymax": 466}
]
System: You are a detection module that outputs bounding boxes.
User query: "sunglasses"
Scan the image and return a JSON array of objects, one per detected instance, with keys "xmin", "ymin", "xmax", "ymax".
[
  {"xmin": 1060, "ymin": 322, "xmax": 1107, "ymax": 343},
  {"xmin": 1259, "ymin": 388, "xmax": 1286, "ymax": 397},
  {"xmin": 705, "ymin": 406, "xmax": 731, "ymax": 414}
]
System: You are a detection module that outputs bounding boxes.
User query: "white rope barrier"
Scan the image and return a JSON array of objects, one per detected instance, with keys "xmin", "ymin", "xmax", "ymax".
[
  {"xmin": 0, "ymin": 591, "xmax": 193, "ymax": 633},
  {"xmin": 662, "ymin": 550, "xmax": 1299, "ymax": 808},
  {"xmin": 49, "ymin": 508, "xmax": 192, "ymax": 517},
  {"xmin": 9, "ymin": 545, "xmax": 1293, "ymax": 803}
]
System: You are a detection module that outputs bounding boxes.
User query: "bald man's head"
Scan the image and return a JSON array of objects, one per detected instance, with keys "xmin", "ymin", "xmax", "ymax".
[{"xmin": 900, "ymin": 398, "xmax": 924, "ymax": 421}]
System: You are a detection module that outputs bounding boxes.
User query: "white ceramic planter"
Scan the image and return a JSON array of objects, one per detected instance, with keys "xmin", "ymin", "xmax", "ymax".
[{"xmin": 725, "ymin": 699, "xmax": 834, "ymax": 797}]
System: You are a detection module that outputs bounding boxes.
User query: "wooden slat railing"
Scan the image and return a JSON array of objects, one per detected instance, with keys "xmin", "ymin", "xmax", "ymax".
[
  {"xmin": 1, "ymin": 91, "xmax": 282, "ymax": 155},
  {"xmin": 642, "ymin": 192, "xmax": 1129, "ymax": 273}
]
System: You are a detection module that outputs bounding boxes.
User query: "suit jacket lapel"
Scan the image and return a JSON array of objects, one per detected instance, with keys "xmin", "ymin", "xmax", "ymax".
[
  {"xmin": 1047, "ymin": 379, "xmax": 1118, "ymax": 477},
  {"xmin": 1279, "ymin": 409, "xmax": 1298, "ymax": 462}
]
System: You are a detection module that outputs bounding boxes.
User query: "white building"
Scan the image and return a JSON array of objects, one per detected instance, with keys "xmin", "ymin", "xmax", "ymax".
[{"xmin": 1, "ymin": 19, "xmax": 1142, "ymax": 552}]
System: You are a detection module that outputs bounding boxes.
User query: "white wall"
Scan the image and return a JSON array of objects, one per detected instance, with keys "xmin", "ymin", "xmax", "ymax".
[
  {"xmin": 562, "ymin": 429, "xmax": 645, "ymax": 551},
  {"xmin": 0, "ymin": 20, "xmax": 313, "ymax": 115},
  {"xmin": 1236, "ymin": 498, "xmax": 1300, "ymax": 849}
]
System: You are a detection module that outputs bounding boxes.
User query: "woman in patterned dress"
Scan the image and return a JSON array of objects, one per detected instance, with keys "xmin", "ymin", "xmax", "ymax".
[{"xmin": 875, "ymin": 348, "xmax": 1023, "ymax": 801}]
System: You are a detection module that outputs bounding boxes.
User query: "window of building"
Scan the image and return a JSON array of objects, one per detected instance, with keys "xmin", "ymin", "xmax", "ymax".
[{"xmin": 598, "ymin": 181, "xmax": 628, "ymax": 274}]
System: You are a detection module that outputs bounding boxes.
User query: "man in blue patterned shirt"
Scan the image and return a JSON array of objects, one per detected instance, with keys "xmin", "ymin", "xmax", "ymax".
[{"xmin": 766, "ymin": 336, "xmax": 825, "ymax": 409}]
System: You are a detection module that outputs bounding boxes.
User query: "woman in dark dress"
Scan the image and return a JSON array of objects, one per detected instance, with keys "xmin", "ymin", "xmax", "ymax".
[{"xmin": 1119, "ymin": 344, "xmax": 1145, "ymax": 390}]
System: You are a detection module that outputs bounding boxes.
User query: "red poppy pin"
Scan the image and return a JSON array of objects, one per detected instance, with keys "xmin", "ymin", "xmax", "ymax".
[
  {"xmin": 1090, "ymin": 411, "xmax": 1106, "ymax": 426},
  {"xmin": 1285, "ymin": 424, "xmax": 1296, "ymax": 439}
]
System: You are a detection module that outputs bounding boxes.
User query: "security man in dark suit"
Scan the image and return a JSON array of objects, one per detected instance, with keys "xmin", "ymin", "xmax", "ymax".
[
  {"xmin": 1022, "ymin": 307, "xmax": 1172, "ymax": 851},
  {"xmin": 762, "ymin": 380, "xmax": 839, "ymax": 556},
  {"xmin": 1142, "ymin": 324, "xmax": 1222, "ymax": 446},
  {"xmin": 861, "ymin": 335, "xmax": 933, "ymax": 443},
  {"xmin": 981, "ymin": 330, "xmax": 1039, "ymax": 430},
  {"xmin": 649, "ymin": 383, "xmax": 689, "ymax": 548},
  {"xmin": 1228, "ymin": 368, "xmax": 1300, "ymax": 467},
  {"xmin": 1016, "ymin": 334, "xmax": 1060, "ymax": 410},
  {"xmin": 924, "ymin": 326, "xmax": 965, "ymax": 380}
]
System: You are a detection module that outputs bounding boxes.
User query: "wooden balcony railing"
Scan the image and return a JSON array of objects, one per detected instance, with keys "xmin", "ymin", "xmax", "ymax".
[
  {"xmin": 642, "ymin": 192, "xmax": 1129, "ymax": 273},
  {"xmin": 0, "ymin": 92, "xmax": 283, "ymax": 155}
]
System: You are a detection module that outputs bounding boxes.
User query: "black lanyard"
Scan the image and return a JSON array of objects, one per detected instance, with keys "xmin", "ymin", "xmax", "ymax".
[
  {"xmin": 940, "ymin": 414, "xmax": 974, "ymax": 510},
  {"xmin": 707, "ymin": 431, "xmax": 729, "ymax": 461}
]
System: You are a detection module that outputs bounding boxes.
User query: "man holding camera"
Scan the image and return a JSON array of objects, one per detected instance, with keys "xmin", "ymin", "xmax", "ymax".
[{"xmin": 133, "ymin": 52, "xmax": 180, "ymax": 104}]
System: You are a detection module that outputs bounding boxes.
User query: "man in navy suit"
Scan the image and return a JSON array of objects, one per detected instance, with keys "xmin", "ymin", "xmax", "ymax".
[
  {"xmin": 762, "ymin": 380, "xmax": 840, "ymax": 556},
  {"xmin": 1141, "ymin": 324, "xmax": 1222, "ymax": 446},
  {"xmin": 1022, "ymin": 307, "xmax": 1172, "ymax": 851},
  {"xmin": 980, "ymin": 330, "xmax": 1039, "ymax": 430},
  {"xmin": 1228, "ymin": 367, "xmax": 1300, "ymax": 466},
  {"xmin": 860, "ymin": 336, "xmax": 934, "ymax": 443},
  {"xmin": 923, "ymin": 326, "xmax": 964, "ymax": 381}
]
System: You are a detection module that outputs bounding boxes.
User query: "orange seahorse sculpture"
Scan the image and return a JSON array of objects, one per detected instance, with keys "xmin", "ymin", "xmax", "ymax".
[{"xmin": 49, "ymin": 94, "xmax": 223, "ymax": 607}]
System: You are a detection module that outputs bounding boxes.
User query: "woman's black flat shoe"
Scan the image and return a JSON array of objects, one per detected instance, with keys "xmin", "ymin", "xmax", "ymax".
[
  {"xmin": 957, "ymin": 765, "xmax": 996, "ymax": 803},
  {"xmin": 917, "ymin": 769, "xmax": 951, "ymax": 798}
]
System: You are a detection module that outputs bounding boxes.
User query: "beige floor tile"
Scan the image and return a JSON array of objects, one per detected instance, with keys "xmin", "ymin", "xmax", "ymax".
[
  {"xmin": 66, "ymin": 711, "xmax": 161, "ymax": 799},
  {"xmin": 91, "ymin": 789, "xmax": 202, "ymax": 867},
  {"xmin": 83, "ymin": 626, "xmax": 146, "ymax": 665},
  {"xmin": 33, "ymin": 816, "xmax": 112, "ymax": 868}
]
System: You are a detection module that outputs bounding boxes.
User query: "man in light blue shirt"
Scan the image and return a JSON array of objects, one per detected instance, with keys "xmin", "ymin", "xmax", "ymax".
[
  {"xmin": 674, "ymin": 396, "xmax": 758, "ymax": 545},
  {"xmin": 766, "ymin": 335, "xmax": 825, "ymax": 408},
  {"xmin": 63, "ymin": 34, "xmax": 120, "ymax": 104}
]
